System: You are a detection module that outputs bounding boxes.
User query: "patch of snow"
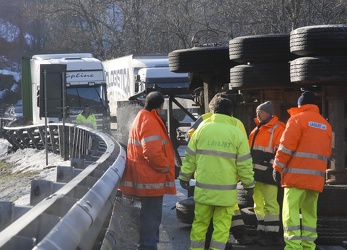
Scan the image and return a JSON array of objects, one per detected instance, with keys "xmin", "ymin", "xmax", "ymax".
[
  {"xmin": 0, "ymin": 18, "xmax": 19, "ymax": 42},
  {"xmin": 0, "ymin": 68, "xmax": 21, "ymax": 82},
  {"xmin": 0, "ymin": 139, "xmax": 70, "ymax": 205}
]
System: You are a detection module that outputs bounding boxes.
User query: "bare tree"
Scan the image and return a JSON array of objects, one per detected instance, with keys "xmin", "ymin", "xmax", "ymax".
[{"xmin": 3, "ymin": 0, "xmax": 347, "ymax": 63}]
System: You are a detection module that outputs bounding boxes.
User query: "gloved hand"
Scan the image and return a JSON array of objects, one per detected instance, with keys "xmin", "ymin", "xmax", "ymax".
[
  {"xmin": 180, "ymin": 180, "xmax": 190, "ymax": 190},
  {"xmin": 244, "ymin": 188, "xmax": 254, "ymax": 198},
  {"xmin": 187, "ymin": 128, "xmax": 195, "ymax": 138},
  {"xmin": 273, "ymin": 169, "xmax": 281, "ymax": 185}
]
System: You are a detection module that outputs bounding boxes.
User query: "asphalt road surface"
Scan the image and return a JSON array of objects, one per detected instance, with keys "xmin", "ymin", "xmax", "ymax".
[
  {"xmin": 157, "ymin": 180, "xmax": 346, "ymax": 250},
  {"xmin": 157, "ymin": 179, "xmax": 191, "ymax": 249}
]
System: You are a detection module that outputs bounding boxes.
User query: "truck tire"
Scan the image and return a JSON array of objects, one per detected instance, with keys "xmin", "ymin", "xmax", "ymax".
[
  {"xmin": 230, "ymin": 63, "xmax": 291, "ymax": 89},
  {"xmin": 175, "ymin": 197, "xmax": 195, "ymax": 224},
  {"xmin": 317, "ymin": 185, "xmax": 347, "ymax": 217},
  {"xmin": 290, "ymin": 56, "xmax": 347, "ymax": 85},
  {"xmin": 316, "ymin": 216, "xmax": 347, "ymax": 245},
  {"xmin": 229, "ymin": 34, "xmax": 294, "ymax": 63},
  {"xmin": 290, "ymin": 24, "xmax": 347, "ymax": 56},
  {"xmin": 168, "ymin": 46, "xmax": 233, "ymax": 73},
  {"xmin": 240, "ymin": 207, "xmax": 257, "ymax": 235},
  {"xmin": 237, "ymin": 182, "xmax": 254, "ymax": 209}
]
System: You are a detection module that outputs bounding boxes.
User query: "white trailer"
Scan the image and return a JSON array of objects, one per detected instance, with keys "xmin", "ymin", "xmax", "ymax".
[
  {"xmin": 103, "ymin": 54, "xmax": 198, "ymax": 164},
  {"xmin": 102, "ymin": 54, "xmax": 195, "ymax": 124}
]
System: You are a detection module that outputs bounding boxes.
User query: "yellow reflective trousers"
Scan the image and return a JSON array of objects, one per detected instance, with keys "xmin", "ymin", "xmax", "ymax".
[
  {"xmin": 190, "ymin": 201, "xmax": 234, "ymax": 250},
  {"xmin": 282, "ymin": 187, "xmax": 319, "ymax": 250}
]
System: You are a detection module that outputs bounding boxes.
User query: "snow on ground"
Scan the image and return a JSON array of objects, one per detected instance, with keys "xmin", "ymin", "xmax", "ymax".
[{"xmin": 0, "ymin": 138, "xmax": 70, "ymax": 205}]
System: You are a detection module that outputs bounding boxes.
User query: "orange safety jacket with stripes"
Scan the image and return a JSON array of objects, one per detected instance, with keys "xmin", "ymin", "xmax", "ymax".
[
  {"xmin": 249, "ymin": 115, "xmax": 285, "ymax": 185},
  {"xmin": 119, "ymin": 109, "xmax": 176, "ymax": 197},
  {"xmin": 273, "ymin": 104, "xmax": 332, "ymax": 192}
]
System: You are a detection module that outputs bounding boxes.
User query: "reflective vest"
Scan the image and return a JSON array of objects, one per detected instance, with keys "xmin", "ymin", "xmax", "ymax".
[
  {"xmin": 76, "ymin": 112, "xmax": 97, "ymax": 129},
  {"xmin": 273, "ymin": 105, "xmax": 332, "ymax": 192},
  {"xmin": 180, "ymin": 114, "xmax": 255, "ymax": 207},
  {"xmin": 249, "ymin": 115, "xmax": 285, "ymax": 184},
  {"xmin": 120, "ymin": 109, "xmax": 176, "ymax": 197}
]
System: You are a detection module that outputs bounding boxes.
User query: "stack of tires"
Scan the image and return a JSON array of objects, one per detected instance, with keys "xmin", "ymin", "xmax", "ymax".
[
  {"xmin": 229, "ymin": 34, "xmax": 294, "ymax": 90},
  {"xmin": 290, "ymin": 25, "xmax": 347, "ymax": 85}
]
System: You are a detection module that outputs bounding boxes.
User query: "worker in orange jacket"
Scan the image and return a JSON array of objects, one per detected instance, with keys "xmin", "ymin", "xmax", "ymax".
[
  {"xmin": 119, "ymin": 91, "xmax": 176, "ymax": 250},
  {"xmin": 273, "ymin": 91, "xmax": 332, "ymax": 250},
  {"xmin": 249, "ymin": 101, "xmax": 285, "ymax": 246}
]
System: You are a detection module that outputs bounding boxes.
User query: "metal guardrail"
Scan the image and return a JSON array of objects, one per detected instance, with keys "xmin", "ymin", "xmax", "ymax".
[{"xmin": 0, "ymin": 121, "xmax": 126, "ymax": 250}]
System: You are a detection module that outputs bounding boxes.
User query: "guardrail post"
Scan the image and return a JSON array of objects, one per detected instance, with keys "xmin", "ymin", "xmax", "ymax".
[
  {"xmin": 0, "ymin": 123, "xmax": 126, "ymax": 249},
  {"xmin": 71, "ymin": 158, "xmax": 85, "ymax": 169},
  {"xmin": 30, "ymin": 180, "xmax": 65, "ymax": 206}
]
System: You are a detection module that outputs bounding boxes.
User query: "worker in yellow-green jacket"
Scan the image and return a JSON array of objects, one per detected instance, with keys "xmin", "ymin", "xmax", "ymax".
[
  {"xmin": 180, "ymin": 96, "xmax": 255, "ymax": 250},
  {"xmin": 186, "ymin": 93, "xmax": 253, "ymax": 246},
  {"xmin": 76, "ymin": 105, "xmax": 97, "ymax": 130}
]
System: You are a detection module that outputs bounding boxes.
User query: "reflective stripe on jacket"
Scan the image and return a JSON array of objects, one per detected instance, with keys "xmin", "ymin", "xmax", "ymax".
[
  {"xmin": 249, "ymin": 115, "xmax": 285, "ymax": 184},
  {"xmin": 273, "ymin": 104, "xmax": 332, "ymax": 192},
  {"xmin": 180, "ymin": 113, "xmax": 255, "ymax": 207},
  {"xmin": 120, "ymin": 109, "xmax": 176, "ymax": 197}
]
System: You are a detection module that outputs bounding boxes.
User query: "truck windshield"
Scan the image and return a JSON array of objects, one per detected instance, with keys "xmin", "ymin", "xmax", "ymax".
[{"xmin": 66, "ymin": 85, "xmax": 107, "ymax": 107}]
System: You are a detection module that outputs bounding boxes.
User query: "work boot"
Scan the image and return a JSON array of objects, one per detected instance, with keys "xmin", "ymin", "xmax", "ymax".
[{"xmin": 230, "ymin": 225, "xmax": 253, "ymax": 245}]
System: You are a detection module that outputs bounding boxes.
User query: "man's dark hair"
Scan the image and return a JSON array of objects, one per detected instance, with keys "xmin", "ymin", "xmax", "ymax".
[
  {"xmin": 209, "ymin": 92, "xmax": 230, "ymax": 113},
  {"xmin": 210, "ymin": 97, "xmax": 233, "ymax": 116},
  {"xmin": 145, "ymin": 91, "xmax": 165, "ymax": 110}
]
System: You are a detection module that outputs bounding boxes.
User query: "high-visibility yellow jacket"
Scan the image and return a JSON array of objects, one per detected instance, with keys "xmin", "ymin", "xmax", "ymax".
[
  {"xmin": 180, "ymin": 113, "xmax": 255, "ymax": 207},
  {"xmin": 120, "ymin": 109, "xmax": 176, "ymax": 197},
  {"xmin": 76, "ymin": 112, "xmax": 97, "ymax": 129},
  {"xmin": 187, "ymin": 112, "xmax": 247, "ymax": 138},
  {"xmin": 273, "ymin": 104, "xmax": 332, "ymax": 192}
]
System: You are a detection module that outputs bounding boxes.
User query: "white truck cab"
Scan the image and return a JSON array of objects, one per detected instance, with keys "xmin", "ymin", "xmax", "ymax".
[{"xmin": 28, "ymin": 53, "xmax": 110, "ymax": 130}]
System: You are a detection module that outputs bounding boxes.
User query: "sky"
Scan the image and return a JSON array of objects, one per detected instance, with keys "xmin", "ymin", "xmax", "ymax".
[{"xmin": 0, "ymin": 138, "xmax": 70, "ymax": 205}]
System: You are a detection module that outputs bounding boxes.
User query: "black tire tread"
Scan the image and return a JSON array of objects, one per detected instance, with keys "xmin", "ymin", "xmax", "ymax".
[
  {"xmin": 290, "ymin": 56, "xmax": 347, "ymax": 85},
  {"xmin": 169, "ymin": 46, "xmax": 232, "ymax": 73},
  {"xmin": 230, "ymin": 63, "xmax": 291, "ymax": 89},
  {"xmin": 229, "ymin": 34, "xmax": 293, "ymax": 63},
  {"xmin": 290, "ymin": 24, "xmax": 347, "ymax": 56},
  {"xmin": 175, "ymin": 197, "xmax": 195, "ymax": 224},
  {"xmin": 316, "ymin": 216, "xmax": 347, "ymax": 245},
  {"xmin": 317, "ymin": 185, "xmax": 347, "ymax": 217}
]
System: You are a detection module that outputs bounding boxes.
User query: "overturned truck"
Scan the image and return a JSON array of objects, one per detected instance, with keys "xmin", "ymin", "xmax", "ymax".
[{"xmin": 169, "ymin": 25, "xmax": 347, "ymax": 246}]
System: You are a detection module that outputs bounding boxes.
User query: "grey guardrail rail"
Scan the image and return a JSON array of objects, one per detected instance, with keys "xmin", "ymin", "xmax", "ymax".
[{"xmin": 0, "ymin": 122, "xmax": 126, "ymax": 250}]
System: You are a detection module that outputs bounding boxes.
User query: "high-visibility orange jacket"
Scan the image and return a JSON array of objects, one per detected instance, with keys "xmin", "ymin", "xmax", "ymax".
[
  {"xmin": 249, "ymin": 115, "xmax": 285, "ymax": 184},
  {"xmin": 273, "ymin": 104, "xmax": 332, "ymax": 192},
  {"xmin": 120, "ymin": 109, "xmax": 176, "ymax": 197}
]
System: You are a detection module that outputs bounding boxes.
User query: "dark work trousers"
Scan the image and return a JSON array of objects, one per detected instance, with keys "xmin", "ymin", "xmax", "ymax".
[{"xmin": 138, "ymin": 196, "xmax": 163, "ymax": 250}]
